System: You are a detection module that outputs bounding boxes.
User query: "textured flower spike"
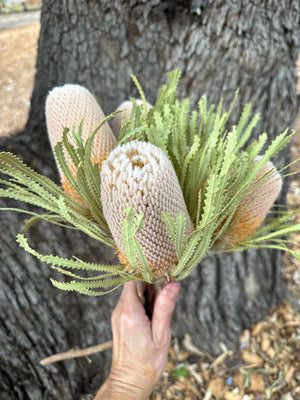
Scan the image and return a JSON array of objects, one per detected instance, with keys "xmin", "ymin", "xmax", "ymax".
[
  {"xmin": 218, "ymin": 158, "xmax": 282, "ymax": 248},
  {"xmin": 101, "ymin": 141, "xmax": 194, "ymax": 280},
  {"xmin": 45, "ymin": 84, "xmax": 117, "ymax": 205},
  {"xmin": 113, "ymin": 99, "xmax": 153, "ymax": 137}
]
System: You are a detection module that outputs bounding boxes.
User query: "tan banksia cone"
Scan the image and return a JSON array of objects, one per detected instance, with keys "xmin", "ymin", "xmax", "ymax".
[
  {"xmin": 45, "ymin": 84, "xmax": 117, "ymax": 205},
  {"xmin": 100, "ymin": 141, "xmax": 194, "ymax": 279},
  {"xmin": 113, "ymin": 99, "xmax": 153, "ymax": 137},
  {"xmin": 218, "ymin": 158, "xmax": 282, "ymax": 248}
]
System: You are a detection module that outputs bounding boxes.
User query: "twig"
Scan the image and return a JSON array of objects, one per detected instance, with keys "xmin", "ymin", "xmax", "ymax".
[
  {"xmin": 203, "ymin": 387, "xmax": 212, "ymax": 400},
  {"xmin": 40, "ymin": 340, "xmax": 113, "ymax": 366},
  {"xmin": 183, "ymin": 333, "xmax": 214, "ymax": 361},
  {"xmin": 210, "ymin": 350, "xmax": 233, "ymax": 370}
]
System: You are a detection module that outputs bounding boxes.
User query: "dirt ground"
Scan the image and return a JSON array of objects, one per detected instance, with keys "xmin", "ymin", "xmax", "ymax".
[
  {"xmin": 0, "ymin": 20, "xmax": 39, "ymax": 135},
  {"xmin": 0, "ymin": 19, "xmax": 299, "ymax": 400}
]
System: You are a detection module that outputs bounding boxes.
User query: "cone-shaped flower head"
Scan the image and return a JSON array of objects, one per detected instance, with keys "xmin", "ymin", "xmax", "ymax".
[
  {"xmin": 101, "ymin": 141, "xmax": 194, "ymax": 279},
  {"xmin": 45, "ymin": 84, "xmax": 117, "ymax": 205},
  {"xmin": 113, "ymin": 99, "xmax": 153, "ymax": 137},
  {"xmin": 219, "ymin": 158, "xmax": 282, "ymax": 248}
]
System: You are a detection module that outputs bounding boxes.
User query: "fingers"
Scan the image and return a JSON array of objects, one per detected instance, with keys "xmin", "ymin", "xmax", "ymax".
[
  {"xmin": 111, "ymin": 281, "xmax": 152, "ymax": 362},
  {"xmin": 112, "ymin": 280, "xmax": 180, "ymax": 351},
  {"xmin": 151, "ymin": 282, "xmax": 180, "ymax": 347},
  {"xmin": 112, "ymin": 281, "xmax": 147, "ymax": 327},
  {"xmin": 120, "ymin": 281, "xmax": 146, "ymax": 316}
]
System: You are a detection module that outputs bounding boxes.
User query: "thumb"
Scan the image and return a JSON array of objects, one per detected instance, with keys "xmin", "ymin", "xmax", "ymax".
[{"xmin": 151, "ymin": 282, "xmax": 180, "ymax": 347}]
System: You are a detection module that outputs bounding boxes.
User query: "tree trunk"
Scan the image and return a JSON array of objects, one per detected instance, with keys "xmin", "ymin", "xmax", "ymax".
[{"xmin": 0, "ymin": 0, "xmax": 299, "ymax": 398}]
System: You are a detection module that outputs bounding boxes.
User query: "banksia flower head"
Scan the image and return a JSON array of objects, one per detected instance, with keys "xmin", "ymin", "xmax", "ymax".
[
  {"xmin": 101, "ymin": 141, "xmax": 194, "ymax": 280},
  {"xmin": 45, "ymin": 84, "xmax": 117, "ymax": 205},
  {"xmin": 217, "ymin": 158, "xmax": 283, "ymax": 248}
]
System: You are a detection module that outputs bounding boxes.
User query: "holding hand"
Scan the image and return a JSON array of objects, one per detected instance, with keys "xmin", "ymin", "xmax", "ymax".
[{"xmin": 95, "ymin": 280, "xmax": 180, "ymax": 399}]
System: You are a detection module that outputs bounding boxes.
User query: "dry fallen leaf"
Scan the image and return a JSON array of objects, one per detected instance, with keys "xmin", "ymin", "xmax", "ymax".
[
  {"xmin": 248, "ymin": 372, "xmax": 265, "ymax": 392},
  {"xmin": 284, "ymin": 365, "xmax": 295, "ymax": 384},
  {"xmin": 233, "ymin": 372, "xmax": 245, "ymax": 391},
  {"xmin": 224, "ymin": 391, "xmax": 242, "ymax": 400},
  {"xmin": 251, "ymin": 321, "xmax": 270, "ymax": 336},
  {"xmin": 261, "ymin": 332, "xmax": 271, "ymax": 352},
  {"xmin": 241, "ymin": 350, "xmax": 264, "ymax": 367},
  {"xmin": 208, "ymin": 376, "xmax": 224, "ymax": 398}
]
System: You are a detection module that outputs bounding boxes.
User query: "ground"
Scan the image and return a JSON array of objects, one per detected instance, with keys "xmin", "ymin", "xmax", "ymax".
[
  {"xmin": 0, "ymin": 12, "xmax": 40, "ymax": 135},
  {"xmin": 0, "ymin": 15, "xmax": 299, "ymax": 400}
]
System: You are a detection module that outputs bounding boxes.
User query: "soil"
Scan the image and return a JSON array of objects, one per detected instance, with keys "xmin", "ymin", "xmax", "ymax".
[
  {"xmin": 0, "ymin": 17, "xmax": 299, "ymax": 400},
  {"xmin": 0, "ymin": 20, "xmax": 40, "ymax": 136}
]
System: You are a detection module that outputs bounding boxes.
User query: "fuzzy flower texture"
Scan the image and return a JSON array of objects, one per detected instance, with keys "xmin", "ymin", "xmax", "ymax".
[{"xmin": 45, "ymin": 84, "xmax": 282, "ymax": 282}]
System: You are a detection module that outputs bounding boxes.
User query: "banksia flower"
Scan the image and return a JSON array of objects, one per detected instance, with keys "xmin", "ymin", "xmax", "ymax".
[
  {"xmin": 218, "ymin": 158, "xmax": 282, "ymax": 248},
  {"xmin": 45, "ymin": 84, "xmax": 117, "ymax": 205},
  {"xmin": 100, "ymin": 141, "xmax": 194, "ymax": 280},
  {"xmin": 113, "ymin": 99, "xmax": 153, "ymax": 137}
]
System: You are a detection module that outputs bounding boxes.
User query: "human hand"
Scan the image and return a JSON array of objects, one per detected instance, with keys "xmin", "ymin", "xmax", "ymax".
[{"xmin": 95, "ymin": 280, "xmax": 180, "ymax": 399}]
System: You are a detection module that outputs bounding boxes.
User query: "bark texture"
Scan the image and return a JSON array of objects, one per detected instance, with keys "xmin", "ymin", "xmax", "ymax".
[{"xmin": 0, "ymin": 0, "xmax": 299, "ymax": 398}]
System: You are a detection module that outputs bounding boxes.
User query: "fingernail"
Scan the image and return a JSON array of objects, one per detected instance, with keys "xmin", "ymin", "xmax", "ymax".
[{"xmin": 165, "ymin": 282, "xmax": 180, "ymax": 299}]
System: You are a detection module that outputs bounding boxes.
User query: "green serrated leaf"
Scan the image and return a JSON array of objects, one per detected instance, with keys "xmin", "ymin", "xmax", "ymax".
[
  {"xmin": 175, "ymin": 213, "xmax": 187, "ymax": 259},
  {"xmin": 131, "ymin": 74, "xmax": 148, "ymax": 114},
  {"xmin": 62, "ymin": 127, "xmax": 80, "ymax": 166},
  {"xmin": 171, "ymin": 229, "xmax": 203, "ymax": 278},
  {"xmin": 121, "ymin": 206, "xmax": 144, "ymax": 273},
  {"xmin": 161, "ymin": 212, "xmax": 177, "ymax": 245}
]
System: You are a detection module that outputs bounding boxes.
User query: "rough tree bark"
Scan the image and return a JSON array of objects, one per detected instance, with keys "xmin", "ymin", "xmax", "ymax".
[{"xmin": 0, "ymin": 1, "xmax": 299, "ymax": 399}]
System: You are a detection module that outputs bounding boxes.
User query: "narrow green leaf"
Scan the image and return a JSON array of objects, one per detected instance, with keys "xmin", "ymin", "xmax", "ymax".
[
  {"xmin": 121, "ymin": 206, "xmax": 144, "ymax": 273},
  {"xmin": 131, "ymin": 74, "xmax": 147, "ymax": 114},
  {"xmin": 50, "ymin": 279, "xmax": 126, "ymax": 296},
  {"xmin": 180, "ymin": 135, "xmax": 200, "ymax": 188},
  {"xmin": 175, "ymin": 213, "xmax": 187, "ymax": 259},
  {"xmin": 236, "ymin": 103, "xmax": 252, "ymax": 136},
  {"xmin": 62, "ymin": 127, "xmax": 80, "ymax": 166},
  {"xmin": 237, "ymin": 112, "xmax": 260, "ymax": 149},
  {"xmin": 171, "ymin": 229, "xmax": 203, "ymax": 277},
  {"xmin": 188, "ymin": 110, "xmax": 198, "ymax": 146},
  {"xmin": 248, "ymin": 224, "xmax": 300, "ymax": 243},
  {"xmin": 161, "ymin": 212, "xmax": 177, "ymax": 246}
]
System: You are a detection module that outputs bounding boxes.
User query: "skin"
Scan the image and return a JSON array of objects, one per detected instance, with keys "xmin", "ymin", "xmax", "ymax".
[{"xmin": 95, "ymin": 280, "xmax": 181, "ymax": 399}]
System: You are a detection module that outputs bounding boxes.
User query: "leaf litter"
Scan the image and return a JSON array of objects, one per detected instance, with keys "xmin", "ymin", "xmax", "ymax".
[{"xmin": 152, "ymin": 302, "xmax": 300, "ymax": 399}]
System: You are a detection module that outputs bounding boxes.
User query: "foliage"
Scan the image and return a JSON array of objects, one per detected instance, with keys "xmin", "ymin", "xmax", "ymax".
[{"xmin": 0, "ymin": 69, "xmax": 299, "ymax": 294}]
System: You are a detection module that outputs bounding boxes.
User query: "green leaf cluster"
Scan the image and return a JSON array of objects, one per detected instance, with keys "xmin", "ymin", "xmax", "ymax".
[
  {"xmin": 117, "ymin": 70, "xmax": 300, "ymax": 279},
  {"xmin": 16, "ymin": 234, "xmax": 134, "ymax": 295},
  {"xmin": 0, "ymin": 117, "xmax": 119, "ymax": 248}
]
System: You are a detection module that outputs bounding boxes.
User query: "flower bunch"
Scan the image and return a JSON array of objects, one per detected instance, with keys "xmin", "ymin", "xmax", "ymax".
[{"xmin": 0, "ymin": 70, "xmax": 299, "ymax": 295}]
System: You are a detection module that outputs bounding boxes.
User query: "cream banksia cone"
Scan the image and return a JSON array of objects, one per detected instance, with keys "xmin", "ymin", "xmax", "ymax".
[
  {"xmin": 218, "ymin": 158, "xmax": 282, "ymax": 248},
  {"xmin": 100, "ymin": 141, "xmax": 194, "ymax": 280},
  {"xmin": 45, "ymin": 84, "xmax": 117, "ymax": 206}
]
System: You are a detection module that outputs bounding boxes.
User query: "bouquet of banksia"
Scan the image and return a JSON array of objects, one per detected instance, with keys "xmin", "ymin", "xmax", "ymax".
[{"xmin": 0, "ymin": 69, "xmax": 299, "ymax": 296}]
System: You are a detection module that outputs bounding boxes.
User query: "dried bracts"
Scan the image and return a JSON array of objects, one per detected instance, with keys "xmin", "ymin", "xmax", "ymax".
[
  {"xmin": 101, "ymin": 141, "xmax": 194, "ymax": 280},
  {"xmin": 45, "ymin": 84, "xmax": 117, "ymax": 206}
]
